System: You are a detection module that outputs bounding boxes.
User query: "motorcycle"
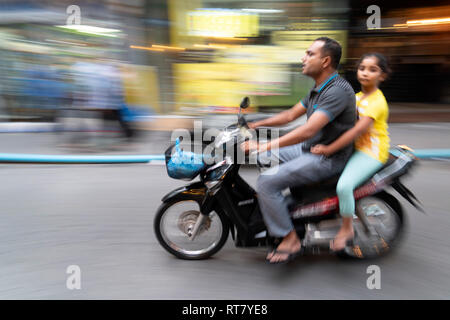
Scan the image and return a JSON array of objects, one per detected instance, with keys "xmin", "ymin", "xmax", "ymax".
[{"xmin": 154, "ymin": 97, "xmax": 422, "ymax": 260}]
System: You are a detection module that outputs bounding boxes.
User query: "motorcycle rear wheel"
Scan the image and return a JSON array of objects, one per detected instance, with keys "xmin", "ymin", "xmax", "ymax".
[{"xmin": 339, "ymin": 196, "xmax": 403, "ymax": 260}]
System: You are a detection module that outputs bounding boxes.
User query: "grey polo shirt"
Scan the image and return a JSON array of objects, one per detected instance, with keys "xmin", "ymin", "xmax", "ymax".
[{"xmin": 300, "ymin": 72, "xmax": 356, "ymax": 159}]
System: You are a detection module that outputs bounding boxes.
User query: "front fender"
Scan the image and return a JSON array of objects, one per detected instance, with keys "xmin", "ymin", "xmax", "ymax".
[{"xmin": 161, "ymin": 181, "xmax": 207, "ymax": 203}]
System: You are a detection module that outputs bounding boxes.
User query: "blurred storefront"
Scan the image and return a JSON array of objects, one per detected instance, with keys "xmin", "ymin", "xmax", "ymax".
[
  {"xmin": 0, "ymin": 0, "xmax": 158, "ymax": 120},
  {"xmin": 164, "ymin": 0, "xmax": 350, "ymax": 114},
  {"xmin": 159, "ymin": 0, "xmax": 450, "ymax": 112},
  {"xmin": 346, "ymin": 0, "xmax": 450, "ymax": 103},
  {"xmin": 0, "ymin": 0, "xmax": 448, "ymax": 122}
]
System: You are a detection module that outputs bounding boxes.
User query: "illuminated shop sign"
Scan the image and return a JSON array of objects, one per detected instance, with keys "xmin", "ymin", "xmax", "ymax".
[{"xmin": 187, "ymin": 9, "xmax": 259, "ymax": 38}]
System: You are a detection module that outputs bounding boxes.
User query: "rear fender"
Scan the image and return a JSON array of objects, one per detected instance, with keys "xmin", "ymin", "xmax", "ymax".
[
  {"xmin": 391, "ymin": 180, "xmax": 425, "ymax": 213},
  {"xmin": 374, "ymin": 190, "xmax": 404, "ymax": 222}
]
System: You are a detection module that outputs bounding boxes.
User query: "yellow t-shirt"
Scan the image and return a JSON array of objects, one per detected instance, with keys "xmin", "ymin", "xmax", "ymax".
[{"xmin": 354, "ymin": 89, "xmax": 390, "ymax": 163}]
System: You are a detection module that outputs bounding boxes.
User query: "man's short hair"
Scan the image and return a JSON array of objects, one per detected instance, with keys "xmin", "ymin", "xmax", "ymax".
[{"xmin": 315, "ymin": 37, "xmax": 342, "ymax": 70}]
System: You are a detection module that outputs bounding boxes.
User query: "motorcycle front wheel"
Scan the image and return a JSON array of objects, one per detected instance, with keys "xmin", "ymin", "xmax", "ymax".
[{"xmin": 154, "ymin": 199, "xmax": 230, "ymax": 260}]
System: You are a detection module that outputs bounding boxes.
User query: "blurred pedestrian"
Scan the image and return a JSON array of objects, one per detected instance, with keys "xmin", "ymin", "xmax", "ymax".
[{"xmin": 64, "ymin": 57, "xmax": 127, "ymax": 146}]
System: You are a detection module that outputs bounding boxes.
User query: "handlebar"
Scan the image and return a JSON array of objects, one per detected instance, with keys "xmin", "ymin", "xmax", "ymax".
[{"xmin": 238, "ymin": 113, "xmax": 249, "ymax": 129}]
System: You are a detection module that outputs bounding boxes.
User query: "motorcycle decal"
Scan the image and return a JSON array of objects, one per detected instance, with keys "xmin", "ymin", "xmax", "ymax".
[
  {"xmin": 238, "ymin": 199, "xmax": 255, "ymax": 206},
  {"xmin": 291, "ymin": 180, "xmax": 386, "ymax": 219}
]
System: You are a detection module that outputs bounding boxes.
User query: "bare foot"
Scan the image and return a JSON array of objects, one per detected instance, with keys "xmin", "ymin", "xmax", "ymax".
[{"xmin": 330, "ymin": 228, "xmax": 354, "ymax": 251}]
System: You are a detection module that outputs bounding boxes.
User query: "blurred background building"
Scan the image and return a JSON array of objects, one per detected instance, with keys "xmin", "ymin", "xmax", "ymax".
[{"xmin": 0, "ymin": 0, "xmax": 448, "ymax": 125}]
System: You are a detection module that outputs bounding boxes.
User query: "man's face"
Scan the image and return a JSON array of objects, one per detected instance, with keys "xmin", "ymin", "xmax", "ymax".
[{"xmin": 301, "ymin": 41, "xmax": 327, "ymax": 77}]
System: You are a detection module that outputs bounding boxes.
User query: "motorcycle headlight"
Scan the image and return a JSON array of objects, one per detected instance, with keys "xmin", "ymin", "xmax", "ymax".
[
  {"xmin": 204, "ymin": 158, "xmax": 233, "ymax": 193},
  {"xmin": 204, "ymin": 180, "xmax": 222, "ymax": 194}
]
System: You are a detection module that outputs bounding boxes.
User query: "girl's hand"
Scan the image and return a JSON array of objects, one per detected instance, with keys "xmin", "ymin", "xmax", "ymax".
[{"xmin": 311, "ymin": 144, "xmax": 332, "ymax": 157}]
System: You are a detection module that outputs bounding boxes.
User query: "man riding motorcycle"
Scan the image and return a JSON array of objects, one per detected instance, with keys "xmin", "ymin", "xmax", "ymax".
[{"xmin": 241, "ymin": 37, "xmax": 357, "ymax": 264}]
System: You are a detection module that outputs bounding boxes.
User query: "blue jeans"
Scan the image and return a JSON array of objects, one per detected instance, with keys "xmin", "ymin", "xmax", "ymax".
[{"xmin": 257, "ymin": 143, "xmax": 349, "ymax": 238}]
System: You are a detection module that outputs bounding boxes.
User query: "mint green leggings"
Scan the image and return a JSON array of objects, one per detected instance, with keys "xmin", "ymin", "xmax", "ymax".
[{"xmin": 336, "ymin": 151, "xmax": 384, "ymax": 217}]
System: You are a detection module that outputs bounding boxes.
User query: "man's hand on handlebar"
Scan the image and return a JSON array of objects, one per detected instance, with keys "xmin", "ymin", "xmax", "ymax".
[{"xmin": 240, "ymin": 140, "xmax": 268, "ymax": 154}]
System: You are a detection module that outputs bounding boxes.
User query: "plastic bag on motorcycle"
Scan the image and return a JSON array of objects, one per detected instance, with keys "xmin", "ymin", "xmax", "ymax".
[{"xmin": 165, "ymin": 138, "xmax": 206, "ymax": 180}]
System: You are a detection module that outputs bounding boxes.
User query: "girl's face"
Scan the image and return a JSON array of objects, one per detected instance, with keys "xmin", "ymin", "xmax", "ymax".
[{"xmin": 357, "ymin": 56, "xmax": 386, "ymax": 89}]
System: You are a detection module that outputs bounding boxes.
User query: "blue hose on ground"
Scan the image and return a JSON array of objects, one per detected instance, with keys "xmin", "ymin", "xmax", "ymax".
[
  {"xmin": 0, "ymin": 153, "xmax": 165, "ymax": 164},
  {"xmin": 411, "ymin": 149, "xmax": 450, "ymax": 159},
  {"xmin": 0, "ymin": 149, "xmax": 449, "ymax": 164}
]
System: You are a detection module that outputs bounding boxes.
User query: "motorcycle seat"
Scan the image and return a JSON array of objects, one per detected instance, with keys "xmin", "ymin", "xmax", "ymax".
[{"xmin": 289, "ymin": 153, "xmax": 398, "ymax": 201}]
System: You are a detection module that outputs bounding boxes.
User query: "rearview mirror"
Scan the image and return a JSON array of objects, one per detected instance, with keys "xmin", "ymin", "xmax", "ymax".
[{"xmin": 240, "ymin": 97, "xmax": 250, "ymax": 109}]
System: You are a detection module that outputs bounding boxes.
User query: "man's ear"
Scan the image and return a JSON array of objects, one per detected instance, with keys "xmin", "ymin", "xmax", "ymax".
[{"xmin": 322, "ymin": 56, "xmax": 331, "ymax": 69}]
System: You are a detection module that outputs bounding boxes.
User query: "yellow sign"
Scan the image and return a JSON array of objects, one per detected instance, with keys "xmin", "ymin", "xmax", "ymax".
[
  {"xmin": 272, "ymin": 30, "xmax": 348, "ymax": 62},
  {"xmin": 174, "ymin": 63, "xmax": 248, "ymax": 113},
  {"xmin": 121, "ymin": 64, "xmax": 160, "ymax": 113},
  {"xmin": 187, "ymin": 9, "xmax": 259, "ymax": 38},
  {"xmin": 173, "ymin": 60, "xmax": 293, "ymax": 113}
]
